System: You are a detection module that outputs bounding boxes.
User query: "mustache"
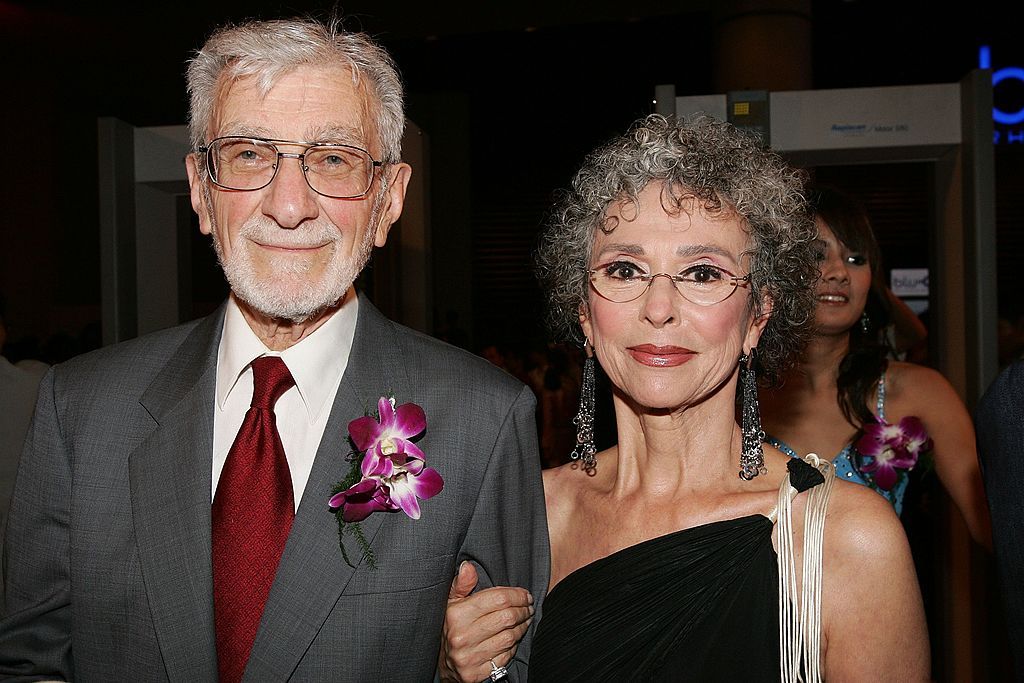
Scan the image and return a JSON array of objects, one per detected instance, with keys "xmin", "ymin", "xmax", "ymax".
[{"xmin": 238, "ymin": 216, "xmax": 339, "ymax": 248}]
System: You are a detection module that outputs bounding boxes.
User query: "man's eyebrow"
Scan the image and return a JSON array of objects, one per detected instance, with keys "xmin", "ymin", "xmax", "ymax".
[
  {"xmin": 216, "ymin": 123, "xmax": 274, "ymax": 139},
  {"xmin": 211, "ymin": 123, "xmax": 365, "ymax": 146},
  {"xmin": 304, "ymin": 125, "xmax": 365, "ymax": 145}
]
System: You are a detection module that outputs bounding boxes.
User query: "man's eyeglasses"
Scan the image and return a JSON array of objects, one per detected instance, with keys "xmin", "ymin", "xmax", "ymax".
[
  {"xmin": 198, "ymin": 136, "xmax": 383, "ymax": 199},
  {"xmin": 588, "ymin": 261, "xmax": 752, "ymax": 306}
]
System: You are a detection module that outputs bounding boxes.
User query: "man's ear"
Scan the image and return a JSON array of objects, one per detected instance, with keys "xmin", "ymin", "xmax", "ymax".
[
  {"xmin": 373, "ymin": 163, "xmax": 412, "ymax": 248},
  {"xmin": 185, "ymin": 153, "xmax": 213, "ymax": 236}
]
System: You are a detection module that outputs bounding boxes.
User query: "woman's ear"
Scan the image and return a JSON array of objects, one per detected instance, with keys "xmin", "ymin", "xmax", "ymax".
[
  {"xmin": 578, "ymin": 304, "xmax": 593, "ymax": 347},
  {"xmin": 744, "ymin": 293, "xmax": 773, "ymax": 354}
]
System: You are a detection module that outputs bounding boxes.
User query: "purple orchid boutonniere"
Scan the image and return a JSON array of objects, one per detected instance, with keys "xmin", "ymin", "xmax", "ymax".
[
  {"xmin": 328, "ymin": 396, "xmax": 443, "ymax": 568},
  {"xmin": 854, "ymin": 416, "xmax": 933, "ymax": 492}
]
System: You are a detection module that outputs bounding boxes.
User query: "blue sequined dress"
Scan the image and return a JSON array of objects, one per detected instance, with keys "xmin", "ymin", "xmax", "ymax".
[{"xmin": 766, "ymin": 374, "xmax": 911, "ymax": 514}]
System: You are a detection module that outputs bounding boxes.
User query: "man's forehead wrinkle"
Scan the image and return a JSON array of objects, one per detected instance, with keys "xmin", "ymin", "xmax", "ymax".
[{"xmin": 208, "ymin": 64, "xmax": 381, "ymax": 158}]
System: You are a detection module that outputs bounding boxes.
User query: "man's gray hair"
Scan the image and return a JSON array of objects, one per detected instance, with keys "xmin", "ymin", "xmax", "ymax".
[{"xmin": 187, "ymin": 17, "xmax": 405, "ymax": 164}]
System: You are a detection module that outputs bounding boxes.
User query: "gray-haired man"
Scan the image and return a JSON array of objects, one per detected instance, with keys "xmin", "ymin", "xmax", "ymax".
[{"xmin": 0, "ymin": 17, "xmax": 547, "ymax": 682}]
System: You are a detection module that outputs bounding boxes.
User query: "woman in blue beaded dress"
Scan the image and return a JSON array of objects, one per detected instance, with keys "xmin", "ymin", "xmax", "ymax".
[{"xmin": 760, "ymin": 185, "xmax": 991, "ymax": 548}]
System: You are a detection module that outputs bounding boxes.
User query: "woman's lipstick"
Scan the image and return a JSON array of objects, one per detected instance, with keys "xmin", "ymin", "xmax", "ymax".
[{"xmin": 627, "ymin": 344, "xmax": 695, "ymax": 367}]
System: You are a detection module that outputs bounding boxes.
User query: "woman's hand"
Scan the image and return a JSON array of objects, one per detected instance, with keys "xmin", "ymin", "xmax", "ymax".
[{"xmin": 439, "ymin": 561, "xmax": 534, "ymax": 682}]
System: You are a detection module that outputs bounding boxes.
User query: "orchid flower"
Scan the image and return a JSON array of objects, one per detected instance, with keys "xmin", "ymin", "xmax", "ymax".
[
  {"xmin": 329, "ymin": 397, "xmax": 443, "ymax": 522},
  {"xmin": 854, "ymin": 416, "xmax": 932, "ymax": 491}
]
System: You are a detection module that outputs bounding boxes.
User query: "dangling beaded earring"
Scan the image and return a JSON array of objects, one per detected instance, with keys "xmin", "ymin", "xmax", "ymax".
[
  {"xmin": 738, "ymin": 348, "xmax": 767, "ymax": 480},
  {"xmin": 570, "ymin": 340, "xmax": 597, "ymax": 472},
  {"xmin": 860, "ymin": 311, "xmax": 871, "ymax": 334}
]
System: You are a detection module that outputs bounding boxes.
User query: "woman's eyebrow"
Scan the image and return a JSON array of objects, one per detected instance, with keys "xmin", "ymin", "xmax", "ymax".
[
  {"xmin": 676, "ymin": 244, "xmax": 735, "ymax": 260},
  {"xmin": 595, "ymin": 243, "xmax": 645, "ymax": 258}
]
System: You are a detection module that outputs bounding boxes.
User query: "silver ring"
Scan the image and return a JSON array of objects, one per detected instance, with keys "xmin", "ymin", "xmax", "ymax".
[{"xmin": 489, "ymin": 659, "xmax": 509, "ymax": 681}]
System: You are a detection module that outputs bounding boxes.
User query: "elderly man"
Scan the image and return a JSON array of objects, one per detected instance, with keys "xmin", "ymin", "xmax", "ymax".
[{"xmin": 0, "ymin": 18, "xmax": 547, "ymax": 682}]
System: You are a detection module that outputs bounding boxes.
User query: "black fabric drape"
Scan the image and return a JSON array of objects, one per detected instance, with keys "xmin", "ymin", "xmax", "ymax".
[{"xmin": 530, "ymin": 515, "xmax": 780, "ymax": 682}]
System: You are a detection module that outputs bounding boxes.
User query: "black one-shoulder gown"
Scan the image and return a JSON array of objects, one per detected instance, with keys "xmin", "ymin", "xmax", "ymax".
[{"xmin": 529, "ymin": 514, "xmax": 781, "ymax": 681}]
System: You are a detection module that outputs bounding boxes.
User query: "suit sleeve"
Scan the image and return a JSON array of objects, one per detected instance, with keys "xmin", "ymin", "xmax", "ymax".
[
  {"xmin": 0, "ymin": 369, "xmax": 73, "ymax": 680},
  {"xmin": 975, "ymin": 361, "xmax": 1024, "ymax": 668},
  {"xmin": 458, "ymin": 384, "xmax": 550, "ymax": 680}
]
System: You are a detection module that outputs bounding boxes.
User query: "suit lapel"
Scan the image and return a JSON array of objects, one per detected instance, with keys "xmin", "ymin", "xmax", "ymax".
[
  {"xmin": 246, "ymin": 295, "xmax": 409, "ymax": 680},
  {"xmin": 129, "ymin": 310, "xmax": 224, "ymax": 682}
]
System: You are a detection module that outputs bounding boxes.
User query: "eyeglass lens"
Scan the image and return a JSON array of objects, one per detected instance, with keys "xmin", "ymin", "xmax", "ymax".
[
  {"xmin": 208, "ymin": 138, "xmax": 374, "ymax": 198},
  {"xmin": 590, "ymin": 268, "xmax": 744, "ymax": 306}
]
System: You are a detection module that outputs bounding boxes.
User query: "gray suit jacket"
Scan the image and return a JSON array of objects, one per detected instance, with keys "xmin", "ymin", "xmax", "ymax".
[
  {"xmin": 0, "ymin": 294, "xmax": 549, "ymax": 681},
  {"xmin": 976, "ymin": 360, "xmax": 1024, "ymax": 680}
]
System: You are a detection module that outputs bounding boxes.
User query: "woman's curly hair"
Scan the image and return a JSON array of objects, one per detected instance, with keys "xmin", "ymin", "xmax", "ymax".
[{"xmin": 535, "ymin": 113, "xmax": 819, "ymax": 383}]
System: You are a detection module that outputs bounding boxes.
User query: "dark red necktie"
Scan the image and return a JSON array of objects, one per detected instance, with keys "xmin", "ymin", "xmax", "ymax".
[{"xmin": 212, "ymin": 356, "xmax": 296, "ymax": 683}]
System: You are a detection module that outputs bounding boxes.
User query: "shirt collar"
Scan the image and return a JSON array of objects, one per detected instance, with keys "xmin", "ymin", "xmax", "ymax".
[{"xmin": 216, "ymin": 292, "xmax": 359, "ymax": 423}]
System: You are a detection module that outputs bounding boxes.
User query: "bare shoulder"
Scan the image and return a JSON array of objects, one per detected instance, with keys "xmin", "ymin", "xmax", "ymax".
[
  {"xmin": 542, "ymin": 462, "xmax": 586, "ymax": 541},
  {"xmin": 542, "ymin": 453, "xmax": 616, "ymax": 543},
  {"xmin": 541, "ymin": 463, "xmax": 572, "ymax": 510},
  {"xmin": 541, "ymin": 459, "xmax": 584, "ymax": 493},
  {"xmin": 887, "ymin": 361, "xmax": 966, "ymax": 418},
  {"xmin": 888, "ymin": 361, "xmax": 956, "ymax": 398},
  {"xmin": 542, "ymin": 451, "xmax": 614, "ymax": 498},
  {"xmin": 817, "ymin": 475, "xmax": 929, "ymax": 678},
  {"xmin": 822, "ymin": 479, "xmax": 907, "ymax": 561}
]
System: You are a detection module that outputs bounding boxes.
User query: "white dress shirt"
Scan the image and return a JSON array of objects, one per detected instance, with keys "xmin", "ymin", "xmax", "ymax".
[{"xmin": 212, "ymin": 294, "xmax": 358, "ymax": 509}]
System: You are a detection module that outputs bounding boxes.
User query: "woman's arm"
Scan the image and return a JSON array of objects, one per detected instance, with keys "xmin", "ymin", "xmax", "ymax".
[
  {"xmin": 895, "ymin": 363, "xmax": 993, "ymax": 550},
  {"xmin": 821, "ymin": 484, "xmax": 930, "ymax": 680}
]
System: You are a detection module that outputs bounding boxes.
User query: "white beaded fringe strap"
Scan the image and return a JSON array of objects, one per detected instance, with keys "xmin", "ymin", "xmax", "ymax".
[{"xmin": 768, "ymin": 453, "xmax": 835, "ymax": 683}]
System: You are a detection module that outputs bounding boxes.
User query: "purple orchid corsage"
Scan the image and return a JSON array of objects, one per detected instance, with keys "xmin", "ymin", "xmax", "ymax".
[
  {"xmin": 853, "ymin": 416, "xmax": 933, "ymax": 492},
  {"xmin": 329, "ymin": 396, "xmax": 443, "ymax": 568}
]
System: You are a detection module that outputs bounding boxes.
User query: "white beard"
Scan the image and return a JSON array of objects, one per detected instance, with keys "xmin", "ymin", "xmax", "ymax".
[{"xmin": 210, "ymin": 206, "xmax": 379, "ymax": 324}]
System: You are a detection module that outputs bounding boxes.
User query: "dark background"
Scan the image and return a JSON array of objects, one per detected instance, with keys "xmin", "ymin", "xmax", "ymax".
[
  {"xmin": 2, "ymin": 0, "xmax": 1023, "ymax": 358},
  {"xmin": 1, "ymin": 1, "xmax": 1022, "ymax": 679}
]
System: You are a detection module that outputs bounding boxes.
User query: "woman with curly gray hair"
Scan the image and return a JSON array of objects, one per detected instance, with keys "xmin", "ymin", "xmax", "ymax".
[{"xmin": 440, "ymin": 115, "xmax": 928, "ymax": 682}]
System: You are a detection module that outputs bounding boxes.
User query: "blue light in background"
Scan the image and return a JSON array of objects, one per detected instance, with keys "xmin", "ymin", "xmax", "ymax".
[
  {"xmin": 980, "ymin": 45, "xmax": 992, "ymax": 69},
  {"xmin": 981, "ymin": 45, "xmax": 1024, "ymax": 126}
]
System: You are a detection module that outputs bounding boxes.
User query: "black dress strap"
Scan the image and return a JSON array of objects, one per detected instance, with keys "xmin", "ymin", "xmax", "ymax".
[{"xmin": 787, "ymin": 457, "xmax": 825, "ymax": 493}]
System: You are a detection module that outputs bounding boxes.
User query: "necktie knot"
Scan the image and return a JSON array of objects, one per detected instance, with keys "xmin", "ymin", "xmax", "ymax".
[{"xmin": 249, "ymin": 356, "xmax": 295, "ymax": 409}]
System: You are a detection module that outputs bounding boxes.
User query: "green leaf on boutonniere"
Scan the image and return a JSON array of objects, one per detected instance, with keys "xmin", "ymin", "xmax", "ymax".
[{"xmin": 330, "ymin": 451, "xmax": 377, "ymax": 570}]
